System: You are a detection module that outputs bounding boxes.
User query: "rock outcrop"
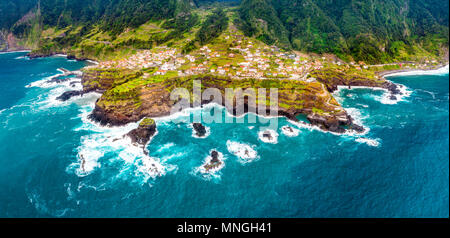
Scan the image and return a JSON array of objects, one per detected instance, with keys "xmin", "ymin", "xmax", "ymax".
[
  {"xmin": 83, "ymin": 73, "xmax": 379, "ymax": 133},
  {"xmin": 203, "ymin": 150, "xmax": 223, "ymax": 172},
  {"xmin": 192, "ymin": 123, "xmax": 207, "ymax": 137},
  {"xmin": 56, "ymin": 90, "xmax": 85, "ymax": 101},
  {"xmin": 126, "ymin": 118, "xmax": 157, "ymax": 148}
]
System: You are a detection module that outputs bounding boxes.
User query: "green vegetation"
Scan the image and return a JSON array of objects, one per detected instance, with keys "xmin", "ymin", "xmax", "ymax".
[
  {"xmin": 238, "ymin": 0, "xmax": 449, "ymax": 64},
  {"xmin": 0, "ymin": 0, "xmax": 448, "ymax": 63},
  {"xmin": 183, "ymin": 8, "xmax": 229, "ymax": 53},
  {"xmin": 139, "ymin": 118, "xmax": 155, "ymax": 127}
]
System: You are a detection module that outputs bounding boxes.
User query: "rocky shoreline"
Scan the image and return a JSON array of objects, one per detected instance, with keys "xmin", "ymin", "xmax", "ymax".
[
  {"xmin": 80, "ymin": 72, "xmax": 384, "ymax": 134},
  {"xmin": 26, "ymin": 51, "xmax": 93, "ymax": 62},
  {"xmin": 376, "ymin": 64, "xmax": 448, "ymax": 77},
  {"xmin": 50, "ymin": 61, "xmax": 447, "ymax": 136}
]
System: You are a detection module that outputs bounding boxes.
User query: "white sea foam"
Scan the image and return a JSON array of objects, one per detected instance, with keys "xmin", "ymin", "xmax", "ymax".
[
  {"xmin": 155, "ymin": 103, "xmax": 283, "ymax": 127},
  {"xmin": 226, "ymin": 141, "xmax": 258, "ymax": 163},
  {"xmin": 281, "ymin": 126, "xmax": 300, "ymax": 137},
  {"xmin": 26, "ymin": 73, "xmax": 64, "ymax": 88},
  {"xmin": 51, "ymin": 54, "xmax": 68, "ymax": 58},
  {"xmin": 86, "ymin": 60, "xmax": 99, "ymax": 65},
  {"xmin": 374, "ymin": 84, "xmax": 412, "ymax": 105},
  {"xmin": 156, "ymin": 142, "xmax": 175, "ymax": 153},
  {"xmin": 68, "ymin": 102, "xmax": 169, "ymax": 181},
  {"xmin": 258, "ymin": 129, "xmax": 279, "ymax": 144},
  {"xmin": 335, "ymin": 84, "xmax": 411, "ymax": 105},
  {"xmin": 383, "ymin": 65, "xmax": 449, "ymax": 77},
  {"xmin": 194, "ymin": 150, "xmax": 226, "ymax": 180},
  {"xmin": 134, "ymin": 156, "xmax": 167, "ymax": 181},
  {"xmin": 72, "ymin": 127, "xmax": 167, "ymax": 179},
  {"xmin": 25, "ymin": 71, "xmax": 98, "ymax": 109},
  {"xmin": 355, "ymin": 137, "xmax": 381, "ymax": 147},
  {"xmin": 0, "ymin": 50, "xmax": 30, "ymax": 54},
  {"xmin": 14, "ymin": 55, "xmax": 29, "ymax": 60},
  {"xmin": 189, "ymin": 123, "xmax": 211, "ymax": 139}
]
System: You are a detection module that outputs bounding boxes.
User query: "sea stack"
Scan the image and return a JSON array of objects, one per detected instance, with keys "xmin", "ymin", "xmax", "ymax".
[
  {"xmin": 192, "ymin": 123, "xmax": 207, "ymax": 137},
  {"xmin": 203, "ymin": 150, "xmax": 223, "ymax": 172},
  {"xmin": 210, "ymin": 150, "xmax": 220, "ymax": 163},
  {"xmin": 127, "ymin": 118, "xmax": 157, "ymax": 147},
  {"xmin": 263, "ymin": 131, "xmax": 273, "ymax": 140}
]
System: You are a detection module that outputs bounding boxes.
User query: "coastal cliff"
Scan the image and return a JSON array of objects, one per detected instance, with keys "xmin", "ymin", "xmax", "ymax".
[{"xmin": 80, "ymin": 69, "xmax": 385, "ymax": 133}]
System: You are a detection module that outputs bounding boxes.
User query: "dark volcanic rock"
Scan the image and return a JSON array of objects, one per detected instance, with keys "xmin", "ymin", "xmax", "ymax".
[
  {"xmin": 263, "ymin": 131, "xmax": 273, "ymax": 140},
  {"xmin": 56, "ymin": 90, "xmax": 84, "ymax": 101},
  {"xmin": 193, "ymin": 123, "xmax": 207, "ymax": 137},
  {"xmin": 49, "ymin": 77, "xmax": 69, "ymax": 83},
  {"xmin": 382, "ymin": 81, "xmax": 401, "ymax": 95},
  {"xmin": 127, "ymin": 118, "xmax": 157, "ymax": 147},
  {"xmin": 349, "ymin": 123, "xmax": 365, "ymax": 133},
  {"xmin": 27, "ymin": 51, "xmax": 53, "ymax": 59},
  {"xmin": 210, "ymin": 150, "xmax": 220, "ymax": 163},
  {"xmin": 307, "ymin": 113, "xmax": 350, "ymax": 134}
]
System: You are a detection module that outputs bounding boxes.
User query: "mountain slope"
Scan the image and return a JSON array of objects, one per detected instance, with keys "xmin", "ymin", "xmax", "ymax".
[
  {"xmin": 0, "ymin": 0, "xmax": 448, "ymax": 63},
  {"xmin": 238, "ymin": 0, "xmax": 449, "ymax": 63}
]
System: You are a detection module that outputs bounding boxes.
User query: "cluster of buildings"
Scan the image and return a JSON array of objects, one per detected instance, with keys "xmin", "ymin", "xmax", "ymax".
[{"xmin": 88, "ymin": 36, "xmax": 328, "ymax": 82}]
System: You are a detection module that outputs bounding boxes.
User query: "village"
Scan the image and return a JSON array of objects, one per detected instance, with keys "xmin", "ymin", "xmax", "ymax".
[
  {"xmin": 88, "ymin": 31, "xmax": 329, "ymax": 83},
  {"xmin": 87, "ymin": 30, "xmax": 444, "ymax": 83}
]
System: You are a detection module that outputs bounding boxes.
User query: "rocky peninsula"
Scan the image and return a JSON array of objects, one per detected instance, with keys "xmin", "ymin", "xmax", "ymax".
[{"xmin": 74, "ymin": 67, "xmax": 405, "ymax": 134}]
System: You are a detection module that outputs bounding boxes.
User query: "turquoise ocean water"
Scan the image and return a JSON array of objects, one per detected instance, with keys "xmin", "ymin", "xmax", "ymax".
[{"xmin": 0, "ymin": 51, "xmax": 448, "ymax": 217}]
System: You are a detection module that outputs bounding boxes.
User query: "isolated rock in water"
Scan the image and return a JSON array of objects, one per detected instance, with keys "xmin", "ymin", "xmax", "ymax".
[
  {"xmin": 192, "ymin": 123, "xmax": 207, "ymax": 137},
  {"xmin": 202, "ymin": 150, "xmax": 223, "ymax": 173},
  {"xmin": 57, "ymin": 90, "xmax": 84, "ymax": 101},
  {"xmin": 263, "ymin": 131, "xmax": 273, "ymax": 140},
  {"xmin": 285, "ymin": 126, "xmax": 294, "ymax": 133},
  {"xmin": 127, "ymin": 118, "xmax": 157, "ymax": 146},
  {"xmin": 210, "ymin": 150, "xmax": 220, "ymax": 163}
]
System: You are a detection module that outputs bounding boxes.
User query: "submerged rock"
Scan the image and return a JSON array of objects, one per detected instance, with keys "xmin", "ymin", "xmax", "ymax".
[
  {"xmin": 389, "ymin": 95, "xmax": 398, "ymax": 100},
  {"xmin": 349, "ymin": 123, "xmax": 365, "ymax": 133},
  {"xmin": 192, "ymin": 123, "xmax": 207, "ymax": 137},
  {"xmin": 127, "ymin": 118, "xmax": 157, "ymax": 147}
]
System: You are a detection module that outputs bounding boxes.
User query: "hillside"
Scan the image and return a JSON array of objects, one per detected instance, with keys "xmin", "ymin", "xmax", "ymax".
[
  {"xmin": 238, "ymin": 0, "xmax": 449, "ymax": 63},
  {"xmin": 0, "ymin": 0, "xmax": 448, "ymax": 63}
]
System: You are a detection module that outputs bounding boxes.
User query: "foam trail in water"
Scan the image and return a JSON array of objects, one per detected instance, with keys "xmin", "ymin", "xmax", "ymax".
[
  {"xmin": 384, "ymin": 65, "xmax": 449, "ymax": 77},
  {"xmin": 226, "ymin": 141, "xmax": 258, "ymax": 163},
  {"xmin": 355, "ymin": 137, "xmax": 381, "ymax": 147},
  {"xmin": 258, "ymin": 129, "xmax": 279, "ymax": 144},
  {"xmin": 72, "ymin": 116, "xmax": 169, "ymax": 181}
]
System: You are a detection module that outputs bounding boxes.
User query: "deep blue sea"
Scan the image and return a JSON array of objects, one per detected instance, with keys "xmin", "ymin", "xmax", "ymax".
[{"xmin": 0, "ymin": 51, "xmax": 448, "ymax": 218}]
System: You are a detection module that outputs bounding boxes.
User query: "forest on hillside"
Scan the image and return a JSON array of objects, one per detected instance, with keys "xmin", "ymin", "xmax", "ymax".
[{"xmin": 0, "ymin": 0, "xmax": 448, "ymax": 63}]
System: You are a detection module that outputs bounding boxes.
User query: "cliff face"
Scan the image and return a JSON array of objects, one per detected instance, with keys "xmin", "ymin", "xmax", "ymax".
[
  {"xmin": 0, "ymin": 31, "xmax": 27, "ymax": 52},
  {"xmin": 0, "ymin": 31, "xmax": 7, "ymax": 51}
]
